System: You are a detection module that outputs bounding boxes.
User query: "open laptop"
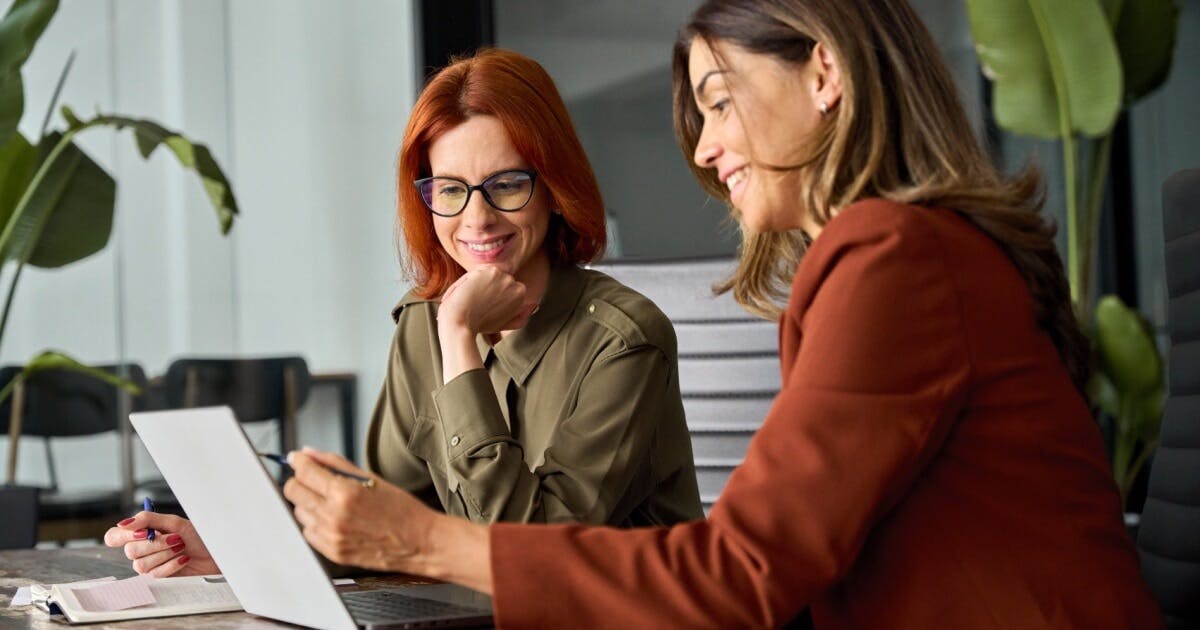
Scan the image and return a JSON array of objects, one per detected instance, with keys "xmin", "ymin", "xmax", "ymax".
[{"xmin": 130, "ymin": 406, "xmax": 492, "ymax": 629}]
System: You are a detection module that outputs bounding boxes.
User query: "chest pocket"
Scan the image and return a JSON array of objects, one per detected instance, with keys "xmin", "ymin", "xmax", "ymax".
[{"xmin": 406, "ymin": 415, "xmax": 460, "ymax": 493}]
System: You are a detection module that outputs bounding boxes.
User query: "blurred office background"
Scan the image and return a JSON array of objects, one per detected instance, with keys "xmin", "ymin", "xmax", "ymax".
[{"xmin": 2, "ymin": 0, "xmax": 1198, "ymax": 539}]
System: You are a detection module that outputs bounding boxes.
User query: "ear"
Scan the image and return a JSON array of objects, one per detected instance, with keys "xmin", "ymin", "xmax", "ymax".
[{"xmin": 810, "ymin": 42, "xmax": 843, "ymax": 113}]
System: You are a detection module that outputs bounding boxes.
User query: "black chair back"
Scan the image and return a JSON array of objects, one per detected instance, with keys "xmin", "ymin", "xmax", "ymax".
[
  {"xmin": 0, "ymin": 363, "xmax": 146, "ymax": 542},
  {"xmin": 0, "ymin": 364, "xmax": 146, "ymax": 438},
  {"xmin": 163, "ymin": 357, "xmax": 311, "ymax": 453},
  {"xmin": 1137, "ymin": 168, "xmax": 1200, "ymax": 628}
]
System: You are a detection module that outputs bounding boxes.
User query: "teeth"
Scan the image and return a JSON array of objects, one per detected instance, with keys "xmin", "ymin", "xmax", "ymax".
[
  {"xmin": 726, "ymin": 167, "xmax": 748, "ymax": 191},
  {"xmin": 466, "ymin": 237, "xmax": 507, "ymax": 252}
]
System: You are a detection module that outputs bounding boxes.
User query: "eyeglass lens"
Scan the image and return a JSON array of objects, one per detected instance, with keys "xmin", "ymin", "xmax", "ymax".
[{"xmin": 418, "ymin": 170, "xmax": 534, "ymax": 216}]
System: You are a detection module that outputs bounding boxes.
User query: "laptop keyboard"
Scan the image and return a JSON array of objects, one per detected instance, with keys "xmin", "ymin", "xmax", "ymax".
[{"xmin": 341, "ymin": 589, "xmax": 484, "ymax": 622}]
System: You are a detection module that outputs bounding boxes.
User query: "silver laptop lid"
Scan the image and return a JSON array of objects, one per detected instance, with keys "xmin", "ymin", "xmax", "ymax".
[{"xmin": 131, "ymin": 406, "xmax": 356, "ymax": 630}]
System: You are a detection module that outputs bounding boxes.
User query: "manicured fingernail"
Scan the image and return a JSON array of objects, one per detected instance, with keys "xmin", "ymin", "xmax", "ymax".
[
  {"xmin": 165, "ymin": 534, "xmax": 183, "ymax": 545},
  {"xmin": 118, "ymin": 518, "xmax": 135, "ymax": 526},
  {"xmin": 133, "ymin": 529, "xmax": 148, "ymax": 540},
  {"xmin": 170, "ymin": 543, "xmax": 185, "ymax": 553},
  {"xmin": 178, "ymin": 555, "xmax": 190, "ymax": 565}
]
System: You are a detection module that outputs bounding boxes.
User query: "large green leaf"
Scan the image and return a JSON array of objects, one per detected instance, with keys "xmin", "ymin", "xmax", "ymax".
[
  {"xmin": 62, "ymin": 106, "xmax": 237, "ymax": 233},
  {"xmin": 1111, "ymin": 0, "xmax": 1179, "ymax": 103},
  {"xmin": 1093, "ymin": 294, "xmax": 1162, "ymax": 397},
  {"xmin": 0, "ymin": 132, "xmax": 114, "ymax": 268},
  {"xmin": 0, "ymin": 0, "xmax": 58, "ymax": 145},
  {"xmin": 0, "ymin": 132, "xmax": 36, "ymax": 230},
  {"xmin": 25, "ymin": 132, "xmax": 115, "ymax": 267},
  {"xmin": 0, "ymin": 349, "xmax": 141, "ymax": 406},
  {"xmin": 0, "ymin": 73, "xmax": 23, "ymax": 145},
  {"xmin": 967, "ymin": 0, "xmax": 1123, "ymax": 138}
]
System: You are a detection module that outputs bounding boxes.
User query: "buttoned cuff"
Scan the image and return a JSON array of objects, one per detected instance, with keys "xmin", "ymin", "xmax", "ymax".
[{"xmin": 431, "ymin": 368, "xmax": 510, "ymax": 460}]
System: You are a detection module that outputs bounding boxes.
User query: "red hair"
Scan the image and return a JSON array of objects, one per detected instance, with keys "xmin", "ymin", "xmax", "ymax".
[{"xmin": 397, "ymin": 48, "xmax": 606, "ymax": 298}]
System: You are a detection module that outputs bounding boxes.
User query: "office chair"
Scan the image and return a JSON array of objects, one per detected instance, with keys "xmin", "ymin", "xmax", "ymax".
[
  {"xmin": 1137, "ymin": 168, "xmax": 1200, "ymax": 628},
  {"xmin": 161, "ymin": 356, "xmax": 312, "ymax": 454},
  {"xmin": 589, "ymin": 258, "xmax": 780, "ymax": 513},
  {"xmin": 138, "ymin": 357, "xmax": 311, "ymax": 512},
  {"xmin": 0, "ymin": 364, "xmax": 147, "ymax": 543}
]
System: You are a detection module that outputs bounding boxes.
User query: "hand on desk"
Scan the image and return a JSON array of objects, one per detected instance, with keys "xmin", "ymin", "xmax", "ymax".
[{"xmin": 103, "ymin": 512, "xmax": 219, "ymax": 577}]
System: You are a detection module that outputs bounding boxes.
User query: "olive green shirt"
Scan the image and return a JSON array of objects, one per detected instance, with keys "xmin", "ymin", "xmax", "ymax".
[{"xmin": 365, "ymin": 264, "xmax": 703, "ymax": 526}]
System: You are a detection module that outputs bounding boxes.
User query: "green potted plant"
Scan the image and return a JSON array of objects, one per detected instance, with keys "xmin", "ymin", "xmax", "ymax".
[
  {"xmin": 0, "ymin": 0, "xmax": 238, "ymax": 403},
  {"xmin": 966, "ymin": 0, "xmax": 1179, "ymax": 509}
]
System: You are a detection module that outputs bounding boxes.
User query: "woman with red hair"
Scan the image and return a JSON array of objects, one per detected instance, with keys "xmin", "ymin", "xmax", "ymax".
[{"xmin": 106, "ymin": 48, "xmax": 702, "ymax": 577}]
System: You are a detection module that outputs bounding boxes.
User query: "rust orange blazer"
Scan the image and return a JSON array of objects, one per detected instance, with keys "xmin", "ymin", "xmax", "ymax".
[{"xmin": 490, "ymin": 199, "xmax": 1161, "ymax": 628}]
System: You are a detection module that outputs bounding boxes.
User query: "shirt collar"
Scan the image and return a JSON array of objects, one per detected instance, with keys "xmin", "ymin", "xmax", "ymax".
[
  {"xmin": 391, "ymin": 291, "xmax": 434, "ymax": 323},
  {"xmin": 480, "ymin": 264, "xmax": 587, "ymax": 386}
]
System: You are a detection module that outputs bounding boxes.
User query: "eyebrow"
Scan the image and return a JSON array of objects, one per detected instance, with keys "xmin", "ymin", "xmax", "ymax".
[
  {"xmin": 430, "ymin": 167, "xmax": 527, "ymax": 181},
  {"xmin": 693, "ymin": 69, "xmax": 728, "ymax": 100}
]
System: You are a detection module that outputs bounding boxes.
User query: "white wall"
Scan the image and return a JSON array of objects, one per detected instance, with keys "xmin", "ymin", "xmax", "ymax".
[{"xmin": 2, "ymin": 0, "xmax": 418, "ymax": 493}]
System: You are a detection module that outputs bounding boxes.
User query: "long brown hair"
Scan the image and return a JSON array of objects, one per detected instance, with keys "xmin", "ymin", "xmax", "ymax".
[
  {"xmin": 398, "ymin": 48, "xmax": 606, "ymax": 298},
  {"xmin": 672, "ymin": 0, "xmax": 1089, "ymax": 393}
]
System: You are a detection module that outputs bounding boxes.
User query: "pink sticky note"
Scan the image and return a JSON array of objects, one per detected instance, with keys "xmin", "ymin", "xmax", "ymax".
[{"xmin": 71, "ymin": 575, "xmax": 156, "ymax": 612}]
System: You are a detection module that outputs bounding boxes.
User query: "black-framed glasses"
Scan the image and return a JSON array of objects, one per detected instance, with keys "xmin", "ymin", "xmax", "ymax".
[{"xmin": 414, "ymin": 169, "xmax": 538, "ymax": 217}]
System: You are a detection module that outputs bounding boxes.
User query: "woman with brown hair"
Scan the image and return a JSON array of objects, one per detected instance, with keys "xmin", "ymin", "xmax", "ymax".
[
  {"xmin": 186, "ymin": 1, "xmax": 1164, "ymax": 626},
  {"xmin": 105, "ymin": 49, "xmax": 702, "ymax": 577}
]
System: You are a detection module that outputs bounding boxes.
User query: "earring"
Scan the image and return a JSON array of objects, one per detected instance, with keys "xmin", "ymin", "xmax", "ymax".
[{"xmin": 818, "ymin": 100, "xmax": 829, "ymax": 115}]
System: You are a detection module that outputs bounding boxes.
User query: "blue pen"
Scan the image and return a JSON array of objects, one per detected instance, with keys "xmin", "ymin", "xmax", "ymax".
[
  {"xmin": 143, "ymin": 497, "xmax": 156, "ymax": 541},
  {"xmin": 257, "ymin": 452, "xmax": 375, "ymax": 488}
]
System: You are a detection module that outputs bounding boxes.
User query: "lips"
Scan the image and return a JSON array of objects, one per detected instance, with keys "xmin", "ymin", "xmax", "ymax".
[
  {"xmin": 459, "ymin": 234, "xmax": 514, "ymax": 261},
  {"xmin": 723, "ymin": 166, "xmax": 749, "ymax": 205},
  {"xmin": 725, "ymin": 166, "xmax": 748, "ymax": 191}
]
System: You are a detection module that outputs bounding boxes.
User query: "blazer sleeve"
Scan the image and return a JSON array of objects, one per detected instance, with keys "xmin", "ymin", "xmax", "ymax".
[
  {"xmin": 432, "ymin": 342, "xmax": 675, "ymax": 524},
  {"xmin": 489, "ymin": 215, "xmax": 973, "ymax": 627}
]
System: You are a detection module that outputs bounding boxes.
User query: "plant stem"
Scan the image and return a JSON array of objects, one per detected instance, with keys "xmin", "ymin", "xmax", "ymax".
[
  {"xmin": 1029, "ymin": 0, "xmax": 1081, "ymax": 304},
  {"xmin": 1063, "ymin": 134, "xmax": 1080, "ymax": 305},
  {"xmin": 1080, "ymin": 133, "xmax": 1114, "ymax": 318},
  {"xmin": 1113, "ymin": 397, "xmax": 1136, "ymax": 506},
  {"xmin": 38, "ymin": 51, "xmax": 76, "ymax": 142},
  {"xmin": 1122, "ymin": 438, "xmax": 1159, "ymax": 503},
  {"xmin": 0, "ymin": 260, "xmax": 27, "ymax": 357}
]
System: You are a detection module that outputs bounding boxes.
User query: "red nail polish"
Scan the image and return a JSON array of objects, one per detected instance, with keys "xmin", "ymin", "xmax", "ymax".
[
  {"xmin": 178, "ymin": 556, "xmax": 190, "ymax": 565},
  {"xmin": 165, "ymin": 534, "xmax": 183, "ymax": 545},
  {"xmin": 133, "ymin": 530, "xmax": 148, "ymax": 540},
  {"xmin": 118, "ymin": 518, "xmax": 135, "ymax": 527},
  {"xmin": 170, "ymin": 543, "xmax": 185, "ymax": 553}
]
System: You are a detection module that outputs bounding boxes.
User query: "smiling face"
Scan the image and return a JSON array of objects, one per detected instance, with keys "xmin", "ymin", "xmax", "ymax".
[
  {"xmin": 688, "ymin": 36, "xmax": 838, "ymax": 234},
  {"xmin": 427, "ymin": 115, "xmax": 552, "ymax": 287}
]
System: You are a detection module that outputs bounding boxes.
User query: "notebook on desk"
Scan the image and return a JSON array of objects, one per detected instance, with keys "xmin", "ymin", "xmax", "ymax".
[{"xmin": 130, "ymin": 406, "xmax": 493, "ymax": 630}]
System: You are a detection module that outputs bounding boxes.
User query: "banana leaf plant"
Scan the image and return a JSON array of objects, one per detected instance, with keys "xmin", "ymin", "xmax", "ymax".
[
  {"xmin": 966, "ymin": 0, "xmax": 1179, "ymax": 507},
  {"xmin": 1089, "ymin": 295, "xmax": 1163, "ymax": 504},
  {"xmin": 0, "ymin": 0, "xmax": 237, "ymax": 403}
]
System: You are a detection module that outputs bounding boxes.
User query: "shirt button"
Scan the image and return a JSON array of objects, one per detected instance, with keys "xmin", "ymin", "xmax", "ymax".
[
  {"xmin": 587, "ymin": 303, "xmax": 596, "ymax": 314},
  {"xmin": 450, "ymin": 435, "xmax": 461, "ymax": 447}
]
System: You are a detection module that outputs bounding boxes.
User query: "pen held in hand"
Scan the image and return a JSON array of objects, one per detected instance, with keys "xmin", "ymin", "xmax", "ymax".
[
  {"xmin": 142, "ymin": 497, "xmax": 156, "ymax": 541},
  {"xmin": 257, "ymin": 452, "xmax": 376, "ymax": 488}
]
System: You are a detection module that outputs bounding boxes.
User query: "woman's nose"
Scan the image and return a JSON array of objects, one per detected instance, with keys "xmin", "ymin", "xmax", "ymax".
[
  {"xmin": 461, "ymin": 191, "xmax": 497, "ymax": 228},
  {"xmin": 693, "ymin": 130, "xmax": 721, "ymax": 168}
]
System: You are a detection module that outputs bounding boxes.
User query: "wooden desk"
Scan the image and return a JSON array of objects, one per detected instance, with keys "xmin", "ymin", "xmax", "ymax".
[{"xmin": 0, "ymin": 547, "xmax": 435, "ymax": 628}]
